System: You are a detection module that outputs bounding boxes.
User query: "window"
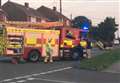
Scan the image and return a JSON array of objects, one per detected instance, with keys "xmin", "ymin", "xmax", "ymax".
[{"xmin": 65, "ymin": 30, "xmax": 75, "ymax": 39}]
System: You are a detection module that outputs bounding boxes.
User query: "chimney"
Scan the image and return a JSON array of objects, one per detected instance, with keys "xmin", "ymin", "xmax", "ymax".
[
  {"xmin": 53, "ymin": 6, "xmax": 56, "ymax": 11},
  {"xmin": 0, "ymin": 0, "xmax": 1, "ymax": 7},
  {"xmin": 25, "ymin": 2, "xmax": 29, "ymax": 8}
]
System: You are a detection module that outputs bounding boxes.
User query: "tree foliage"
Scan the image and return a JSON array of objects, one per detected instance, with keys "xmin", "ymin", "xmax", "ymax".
[
  {"xmin": 72, "ymin": 16, "xmax": 91, "ymax": 29},
  {"xmin": 89, "ymin": 17, "xmax": 118, "ymax": 43}
]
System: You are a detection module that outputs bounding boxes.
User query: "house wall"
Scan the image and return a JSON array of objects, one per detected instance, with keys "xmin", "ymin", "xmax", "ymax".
[
  {"xmin": 0, "ymin": 12, "xmax": 6, "ymax": 21},
  {"xmin": 65, "ymin": 20, "xmax": 71, "ymax": 26},
  {"xmin": 30, "ymin": 17, "xmax": 36, "ymax": 22},
  {"xmin": 27, "ymin": 16, "xmax": 37, "ymax": 22},
  {"xmin": 36, "ymin": 17, "xmax": 41, "ymax": 22}
]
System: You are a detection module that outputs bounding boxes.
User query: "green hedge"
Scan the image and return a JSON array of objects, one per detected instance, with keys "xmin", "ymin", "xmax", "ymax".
[{"xmin": 80, "ymin": 48, "xmax": 120, "ymax": 71}]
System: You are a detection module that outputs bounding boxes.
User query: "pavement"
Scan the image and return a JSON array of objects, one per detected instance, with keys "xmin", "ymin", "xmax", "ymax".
[
  {"xmin": 91, "ymin": 47, "xmax": 105, "ymax": 56},
  {"xmin": 103, "ymin": 61, "xmax": 120, "ymax": 74}
]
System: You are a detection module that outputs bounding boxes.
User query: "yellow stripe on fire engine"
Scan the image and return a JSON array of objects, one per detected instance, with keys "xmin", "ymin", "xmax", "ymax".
[
  {"xmin": 64, "ymin": 39, "xmax": 72, "ymax": 46},
  {"xmin": 61, "ymin": 44, "xmax": 64, "ymax": 48},
  {"xmin": 80, "ymin": 40, "xmax": 87, "ymax": 48},
  {"xmin": 72, "ymin": 45, "xmax": 74, "ymax": 48},
  {"xmin": 7, "ymin": 45, "xmax": 22, "ymax": 48},
  {"xmin": 26, "ymin": 38, "xmax": 37, "ymax": 45},
  {"xmin": 50, "ymin": 39, "xmax": 55, "ymax": 46},
  {"xmin": 35, "ymin": 44, "xmax": 41, "ymax": 47}
]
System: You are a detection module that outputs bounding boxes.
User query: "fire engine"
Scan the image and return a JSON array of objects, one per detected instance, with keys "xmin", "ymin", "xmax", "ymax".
[{"xmin": 0, "ymin": 21, "xmax": 83, "ymax": 62}]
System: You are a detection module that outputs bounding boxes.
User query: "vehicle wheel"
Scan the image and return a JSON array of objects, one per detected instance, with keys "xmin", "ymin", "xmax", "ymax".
[
  {"xmin": 71, "ymin": 52, "xmax": 80, "ymax": 61},
  {"xmin": 28, "ymin": 50, "xmax": 40, "ymax": 62}
]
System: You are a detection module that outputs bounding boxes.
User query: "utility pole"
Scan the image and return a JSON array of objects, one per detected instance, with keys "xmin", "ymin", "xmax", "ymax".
[
  {"xmin": 60, "ymin": 0, "xmax": 62, "ymax": 14},
  {"xmin": 59, "ymin": 0, "xmax": 63, "ymax": 22},
  {"xmin": 70, "ymin": 14, "xmax": 72, "ymax": 20}
]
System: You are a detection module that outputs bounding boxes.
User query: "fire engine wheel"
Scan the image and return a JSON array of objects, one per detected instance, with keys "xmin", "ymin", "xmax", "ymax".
[
  {"xmin": 71, "ymin": 52, "xmax": 80, "ymax": 61},
  {"xmin": 28, "ymin": 50, "xmax": 40, "ymax": 62}
]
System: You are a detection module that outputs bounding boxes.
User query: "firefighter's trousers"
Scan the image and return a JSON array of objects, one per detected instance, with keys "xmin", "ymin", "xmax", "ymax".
[
  {"xmin": 44, "ymin": 52, "xmax": 53, "ymax": 63},
  {"xmin": 86, "ymin": 49, "xmax": 92, "ymax": 59}
]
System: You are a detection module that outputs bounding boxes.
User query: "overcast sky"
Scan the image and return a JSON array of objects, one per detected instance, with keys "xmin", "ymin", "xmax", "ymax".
[{"xmin": 1, "ymin": 0, "xmax": 120, "ymax": 27}]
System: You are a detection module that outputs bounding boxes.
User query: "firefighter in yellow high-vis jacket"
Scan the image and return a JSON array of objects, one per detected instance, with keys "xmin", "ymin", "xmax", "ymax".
[{"xmin": 44, "ymin": 39, "xmax": 53, "ymax": 63}]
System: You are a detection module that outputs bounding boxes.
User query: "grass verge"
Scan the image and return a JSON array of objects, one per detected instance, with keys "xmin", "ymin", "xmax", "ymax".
[{"xmin": 80, "ymin": 48, "xmax": 120, "ymax": 71}]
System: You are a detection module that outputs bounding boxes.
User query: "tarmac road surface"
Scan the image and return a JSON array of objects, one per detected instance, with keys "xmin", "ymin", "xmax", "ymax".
[
  {"xmin": 0, "ymin": 47, "xmax": 120, "ymax": 83},
  {"xmin": 0, "ymin": 61, "xmax": 120, "ymax": 83}
]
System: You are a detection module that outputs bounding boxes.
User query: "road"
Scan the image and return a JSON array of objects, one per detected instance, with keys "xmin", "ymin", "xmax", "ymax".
[{"xmin": 0, "ymin": 61, "xmax": 120, "ymax": 83}]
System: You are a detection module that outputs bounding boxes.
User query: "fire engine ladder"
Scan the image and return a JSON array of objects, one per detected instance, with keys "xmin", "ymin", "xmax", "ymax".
[
  {"xmin": 7, "ymin": 35, "xmax": 24, "ymax": 56},
  {"xmin": 0, "ymin": 34, "xmax": 6, "ymax": 56},
  {"xmin": 4, "ymin": 21, "xmax": 64, "ymax": 29}
]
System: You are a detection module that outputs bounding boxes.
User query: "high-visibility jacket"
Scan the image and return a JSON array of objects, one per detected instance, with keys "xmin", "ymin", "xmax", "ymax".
[{"xmin": 45, "ymin": 43, "xmax": 52, "ymax": 54}]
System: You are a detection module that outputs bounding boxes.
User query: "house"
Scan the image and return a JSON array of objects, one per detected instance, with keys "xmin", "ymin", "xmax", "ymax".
[
  {"xmin": 0, "ymin": 8, "xmax": 7, "ymax": 21},
  {"xmin": 37, "ymin": 6, "xmax": 71, "ymax": 26},
  {"xmin": 0, "ymin": 0, "xmax": 7, "ymax": 21},
  {"xmin": 2, "ymin": 1, "xmax": 47, "ymax": 22}
]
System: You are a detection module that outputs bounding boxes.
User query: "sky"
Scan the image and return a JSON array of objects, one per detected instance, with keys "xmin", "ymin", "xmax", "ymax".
[{"xmin": 1, "ymin": 0, "xmax": 120, "ymax": 34}]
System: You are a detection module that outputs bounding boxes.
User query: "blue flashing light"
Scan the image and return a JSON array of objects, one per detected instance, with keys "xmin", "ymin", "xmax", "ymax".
[
  {"xmin": 83, "ymin": 26, "xmax": 88, "ymax": 30},
  {"xmin": 81, "ymin": 21, "xmax": 90, "ymax": 30}
]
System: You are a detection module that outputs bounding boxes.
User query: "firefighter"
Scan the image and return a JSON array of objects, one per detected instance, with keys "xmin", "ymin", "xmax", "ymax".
[
  {"xmin": 66, "ymin": 30, "xmax": 74, "ymax": 39},
  {"xmin": 75, "ymin": 43, "xmax": 84, "ymax": 60},
  {"xmin": 44, "ymin": 38, "xmax": 53, "ymax": 63}
]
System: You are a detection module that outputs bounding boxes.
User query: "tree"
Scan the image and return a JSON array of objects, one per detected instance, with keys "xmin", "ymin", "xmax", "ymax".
[
  {"xmin": 88, "ymin": 26, "xmax": 98, "ymax": 40},
  {"xmin": 90, "ymin": 17, "xmax": 118, "ymax": 44},
  {"xmin": 72, "ymin": 16, "xmax": 92, "ymax": 38},
  {"xmin": 72, "ymin": 16, "xmax": 91, "ymax": 30}
]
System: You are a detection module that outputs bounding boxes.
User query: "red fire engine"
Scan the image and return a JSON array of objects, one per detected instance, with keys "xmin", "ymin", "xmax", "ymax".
[{"xmin": 0, "ymin": 21, "xmax": 82, "ymax": 62}]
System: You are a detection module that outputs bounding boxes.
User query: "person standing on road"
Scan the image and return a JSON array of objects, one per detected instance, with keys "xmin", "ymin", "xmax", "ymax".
[
  {"xmin": 44, "ymin": 39, "xmax": 53, "ymax": 63},
  {"xmin": 86, "ymin": 39, "xmax": 92, "ymax": 59},
  {"xmin": 75, "ymin": 43, "xmax": 84, "ymax": 60}
]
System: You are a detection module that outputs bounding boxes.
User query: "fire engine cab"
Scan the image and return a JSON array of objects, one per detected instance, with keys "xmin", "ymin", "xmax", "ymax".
[{"xmin": 0, "ymin": 21, "xmax": 83, "ymax": 62}]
